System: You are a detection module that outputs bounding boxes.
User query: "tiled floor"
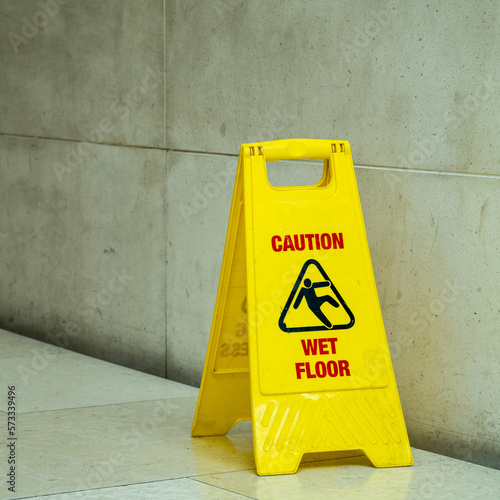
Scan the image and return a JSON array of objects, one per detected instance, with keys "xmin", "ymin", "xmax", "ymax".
[{"xmin": 0, "ymin": 329, "xmax": 498, "ymax": 499}]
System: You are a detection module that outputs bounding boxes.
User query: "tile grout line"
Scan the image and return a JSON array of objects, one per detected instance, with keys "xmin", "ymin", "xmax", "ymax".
[
  {"xmin": 163, "ymin": 0, "xmax": 167, "ymax": 153},
  {"xmin": 164, "ymin": 154, "xmax": 169, "ymax": 380},
  {"xmin": 0, "ymin": 132, "xmax": 166, "ymax": 151},
  {"xmin": 12, "ymin": 475, "xmax": 251, "ymax": 500},
  {"xmin": 163, "ymin": 0, "xmax": 169, "ymax": 382},
  {"xmin": 12, "ymin": 394, "xmax": 197, "ymax": 416},
  {"xmin": 190, "ymin": 477, "xmax": 256, "ymax": 499},
  {"xmin": 1, "ymin": 132, "xmax": 499, "ymax": 180},
  {"xmin": 355, "ymin": 163, "xmax": 500, "ymax": 180}
]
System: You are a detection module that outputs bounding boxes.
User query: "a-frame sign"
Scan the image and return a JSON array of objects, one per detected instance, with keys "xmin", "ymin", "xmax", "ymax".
[{"xmin": 192, "ymin": 139, "xmax": 412, "ymax": 475}]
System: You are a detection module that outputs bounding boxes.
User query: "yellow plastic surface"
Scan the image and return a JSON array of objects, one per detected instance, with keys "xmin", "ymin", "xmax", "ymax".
[{"xmin": 192, "ymin": 139, "xmax": 413, "ymax": 475}]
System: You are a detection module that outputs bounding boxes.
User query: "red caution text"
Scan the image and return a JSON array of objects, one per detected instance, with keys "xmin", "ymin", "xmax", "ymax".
[
  {"xmin": 301, "ymin": 337, "xmax": 338, "ymax": 355},
  {"xmin": 271, "ymin": 233, "xmax": 344, "ymax": 252},
  {"xmin": 296, "ymin": 336, "xmax": 351, "ymax": 380},
  {"xmin": 295, "ymin": 360, "xmax": 350, "ymax": 379}
]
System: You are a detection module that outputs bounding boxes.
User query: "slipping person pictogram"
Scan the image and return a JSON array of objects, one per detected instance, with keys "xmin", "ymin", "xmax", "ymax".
[
  {"xmin": 293, "ymin": 278, "xmax": 339, "ymax": 328},
  {"xmin": 279, "ymin": 259, "xmax": 355, "ymax": 333}
]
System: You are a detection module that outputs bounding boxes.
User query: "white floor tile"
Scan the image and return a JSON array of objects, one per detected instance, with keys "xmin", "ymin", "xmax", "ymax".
[
  {"xmin": 19, "ymin": 478, "xmax": 250, "ymax": 500},
  {"xmin": 1, "ymin": 352, "xmax": 197, "ymax": 413},
  {"xmin": 0, "ymin": 329, "xmax": 67, "ymax": 359},
  {"xmin": 197, "ymin": 448, "xmax": 500, "ymax": 500},
  {"xmin": 7, "ymin": 397, "xmax": 254, "ymax": 498}
]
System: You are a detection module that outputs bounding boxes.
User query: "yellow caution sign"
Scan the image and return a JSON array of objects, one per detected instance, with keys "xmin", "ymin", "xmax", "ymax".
[{"xmin": 192, "ymin": 139, "xmax": 413, "ymax": 475}]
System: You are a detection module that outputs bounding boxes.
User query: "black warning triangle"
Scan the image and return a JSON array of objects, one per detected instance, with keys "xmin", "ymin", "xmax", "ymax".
[{"xmin": 279, "ymin": 259, "xmax": 355, "ymax": 333}]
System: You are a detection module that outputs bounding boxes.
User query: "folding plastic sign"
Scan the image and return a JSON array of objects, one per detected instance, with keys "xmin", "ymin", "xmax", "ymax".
[{"xmin": 192, "ymin": 139, "xmax": 413, "ymax": 475}]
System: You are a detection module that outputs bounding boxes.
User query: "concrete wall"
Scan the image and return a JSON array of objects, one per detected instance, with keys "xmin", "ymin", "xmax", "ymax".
[{"xmin": 1, "ymin": 0, "xmax": 499, "ymax": 469}]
